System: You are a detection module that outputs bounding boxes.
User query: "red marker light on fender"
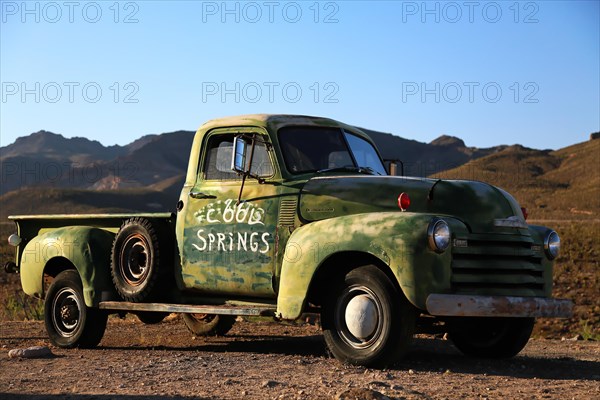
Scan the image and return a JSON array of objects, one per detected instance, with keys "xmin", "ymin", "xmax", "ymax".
[
  {"xmin": 398, "ymin": 193, "xmax": 410, "ymax": 211},
  {"xmin": 521, "ymin": 207, "xmax": 528, "ymax": 220}
]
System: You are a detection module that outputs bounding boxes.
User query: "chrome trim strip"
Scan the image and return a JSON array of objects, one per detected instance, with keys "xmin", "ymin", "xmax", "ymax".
[{"xmin": 493, "ymin": 216, "xmax": 528, "ymax": 229}]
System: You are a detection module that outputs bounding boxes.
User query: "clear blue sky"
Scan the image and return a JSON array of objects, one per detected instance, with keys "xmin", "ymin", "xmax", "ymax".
[{"xmin": 1, "ymin": 0, "xmax": 599, "ymax": 150}]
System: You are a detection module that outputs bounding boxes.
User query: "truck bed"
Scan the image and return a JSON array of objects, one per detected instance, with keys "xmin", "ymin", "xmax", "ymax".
[{"xmin": 9, "ymin": 212, "xmax": 174, "ymax": 238}]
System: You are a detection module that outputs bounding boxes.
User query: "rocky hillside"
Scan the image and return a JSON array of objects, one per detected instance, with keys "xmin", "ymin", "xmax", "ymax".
[
  {"xmin": 0, "ymin": 130, "xmax": 193, "ymax": 195},
  {"xmin": 434, "ymin": 137, "xmax": 600, "ymax": 220},
  {"xmin": 362, "ymin": 128, "xmax": 506, "ymax": 176}
]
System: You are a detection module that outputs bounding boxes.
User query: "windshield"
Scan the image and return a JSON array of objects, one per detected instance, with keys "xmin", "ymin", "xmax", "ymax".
[{"xmin": 278, "ymin": 126, "xmax": 387, "ymax": 175}]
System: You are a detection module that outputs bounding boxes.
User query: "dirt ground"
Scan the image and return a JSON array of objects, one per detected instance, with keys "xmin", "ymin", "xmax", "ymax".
[{"xmin": 1, "ymin": 317, "xmax": 599, "ymax": 400}]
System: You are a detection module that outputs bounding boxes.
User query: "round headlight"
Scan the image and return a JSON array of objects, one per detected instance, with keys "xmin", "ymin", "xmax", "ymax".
[
  {"xmin": 428, "ymin": 219, "xmax": 451, "ymax": 253},
  {"xmin": 544, "ymin": 231, "xmax": 560, "ymax": 259}
]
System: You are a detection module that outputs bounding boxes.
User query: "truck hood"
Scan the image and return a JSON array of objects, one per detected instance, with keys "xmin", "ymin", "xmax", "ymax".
[{"xmin": 299, "ymin": 175, "xmax": 527, "ymax": 233}]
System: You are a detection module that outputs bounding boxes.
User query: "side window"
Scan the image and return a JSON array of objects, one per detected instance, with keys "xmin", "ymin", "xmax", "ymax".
[
  {"xmin": 204, "ymin": 135, "xmax": 237, "ymax": 180},
  {"xmin": 204, "ymin": 134, "xmax": 274, "ymax": 180},
  {"xmin": 249, "ymin": 143, "xmax": 274, "ymax": 177}
]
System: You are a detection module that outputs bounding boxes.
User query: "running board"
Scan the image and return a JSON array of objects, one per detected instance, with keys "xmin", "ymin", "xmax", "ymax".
[{"xmin": 99, "ymin": 301, "xmax": 276, "ymax": 317}]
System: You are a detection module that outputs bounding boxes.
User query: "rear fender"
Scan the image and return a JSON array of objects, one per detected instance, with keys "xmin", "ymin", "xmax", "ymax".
[
  {"xmin": 276, "ymin": 212, "xmax": 461, "ymax": 319},
  {"xmin": 20, "ymin": 226, "xmax": 115, "ymax": 307}
]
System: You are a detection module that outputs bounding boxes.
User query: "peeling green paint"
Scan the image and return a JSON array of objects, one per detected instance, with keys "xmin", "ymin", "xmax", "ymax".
[
  {"xmin": 19, "ymin": 226, "xmax": 115, "ymax": 306},
  {"xmin": 276, "ymin": 212, "xmax": 462, "ymax": 319}
]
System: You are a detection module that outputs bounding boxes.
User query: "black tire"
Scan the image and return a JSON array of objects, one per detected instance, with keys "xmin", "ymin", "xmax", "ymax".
[
  {"xmin": 111, "ymin": 217, "xmax": 165, "ymax": 302},
  {"xmin": 135, "ymin": 312, "xmax": 169, "ymax": 324},
  {"xmin": 182, "ymin": 313, "xmax": 236, "ymax": 336},
  {"xmin": 44, "ymin": 270, "xmax": 107, "ymax": 348},
  {"xmin": 448, "ymin": 317, "xmax": 535, "ymax": 358},
  {"xmin": 321, "ymin": 265, "xmax": 416, "ymax": 367}
]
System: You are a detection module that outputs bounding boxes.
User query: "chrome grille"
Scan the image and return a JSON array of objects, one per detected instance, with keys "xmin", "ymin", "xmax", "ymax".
[{"xmin": 451, "ymin": 236, "xmax": 545, "ymax": 296}]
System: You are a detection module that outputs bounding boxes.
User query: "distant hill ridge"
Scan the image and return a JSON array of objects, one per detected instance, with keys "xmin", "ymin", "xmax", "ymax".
[
  {"xmin": 2, "ymin": 130, "xmax": 124, "ymax": 162},
  {"xmin": 360, "ymin": 128, "xmax": 507, "ymax": 176},
  {"xmin": 0, "ymin": 130, "xmax": 194, "ymax": 195},
  {"xmin": 0, "ymin": 127, "xmax": 509, "ymax": 196},
  {"xmin": 1, "ymin": 126, "xmax": 596, "ymax": 219},
  {"xmin": 429, "ymin": 135, "xmax": 466, "ymax": 147}
]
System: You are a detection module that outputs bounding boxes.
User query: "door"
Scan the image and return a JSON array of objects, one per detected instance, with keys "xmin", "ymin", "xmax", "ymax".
[{"xmin": 179, "ymin": 128, "xmax": 280, "ymax": 298}]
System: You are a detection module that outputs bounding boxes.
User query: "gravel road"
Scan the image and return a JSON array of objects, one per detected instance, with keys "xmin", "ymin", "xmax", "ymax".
[{"xmin": 1, "ymin": 317, "xmax": 599, "ymax": 399}]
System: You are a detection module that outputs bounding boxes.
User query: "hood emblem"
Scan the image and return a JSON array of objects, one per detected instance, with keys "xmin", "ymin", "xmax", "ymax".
[{"xmin": 453, "ymin": 239, "xmax": 468, "ymax": 248}]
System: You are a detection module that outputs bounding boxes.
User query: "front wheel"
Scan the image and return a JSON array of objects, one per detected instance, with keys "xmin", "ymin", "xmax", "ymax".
[
  {"xmin": 44, "ymin": 270, "xmax": 108, "ymax": 348},
  {"xmin": 182, "ymin": 313, "xmax": 236, "ymax": 336},
  {"xmin": 448, "ymin": 317, "xmax": 535, "ymax": 358},
  {"xmin": 322, "ymin": 265, "xmax": 416, "ymax": 367}
]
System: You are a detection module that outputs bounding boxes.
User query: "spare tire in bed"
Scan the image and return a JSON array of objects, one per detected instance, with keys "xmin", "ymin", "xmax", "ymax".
[{"xmin": 110, "ymin": 217, "xmax": 167, "ymax": 302}]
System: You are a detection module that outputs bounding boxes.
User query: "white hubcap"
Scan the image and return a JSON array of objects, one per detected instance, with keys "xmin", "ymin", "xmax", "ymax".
[{"xmin": 344, "ymin": 294, "xmax": 378, "ymax": 340}]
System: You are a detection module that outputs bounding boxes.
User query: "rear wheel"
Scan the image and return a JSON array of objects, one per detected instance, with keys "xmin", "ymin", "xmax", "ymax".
[
  {"xmin": 448, "ymin": 317, "xmax": 535, "ymax": 358},
  {"xmin": 322, "ymin": 265, "xmax": 415, "ymax": 367},
  {"xmin": 44, "ymin": 270, "xmax": 107, "ymax": 348},
  {"xmin": 182, "ymin": 313, "xmax": 236, "ymax": 336}
]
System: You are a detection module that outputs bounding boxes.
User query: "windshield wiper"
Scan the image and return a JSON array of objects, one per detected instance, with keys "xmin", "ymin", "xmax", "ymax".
[{"xmin": 316, "ymin": 166, "xmax": 380, "ymax": 175}]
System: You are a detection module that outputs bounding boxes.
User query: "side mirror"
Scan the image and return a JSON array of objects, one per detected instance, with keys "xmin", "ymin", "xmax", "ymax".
[
  {"xmin": 389, "ymin": 162, "xmax": 398, "ymax": 176},
  {"xmin": 384, "ymin": 159, "xmax": 404, "ymax": 176},
  {"xmin": 232, "ymin": 136, "xmax": 249, "ymax": 174}
]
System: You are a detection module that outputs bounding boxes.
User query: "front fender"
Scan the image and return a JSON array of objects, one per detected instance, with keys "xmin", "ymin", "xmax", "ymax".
[
  {"xmin": 276, "ymin": 212, "xmax": 464, "ymax": 319},
  {"xmin": 20, "ymin": 226, "xmax": 115, "ymax": 307}
]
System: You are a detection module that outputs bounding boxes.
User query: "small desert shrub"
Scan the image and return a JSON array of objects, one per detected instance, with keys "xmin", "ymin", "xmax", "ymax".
[{"xmin": 3, "ymin": 290, "xmax": 44, "ymax": 321}]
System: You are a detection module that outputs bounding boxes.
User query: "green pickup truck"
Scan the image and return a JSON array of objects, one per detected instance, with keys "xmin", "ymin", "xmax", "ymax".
[{"xmin": 5, "ymin": 114, "xmax": 572, "ymax": 367}]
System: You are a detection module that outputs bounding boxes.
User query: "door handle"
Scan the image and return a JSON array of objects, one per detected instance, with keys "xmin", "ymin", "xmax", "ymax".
[{"xmin": 189, "ymin": 191, "xmax": 217, "ymax": 199}]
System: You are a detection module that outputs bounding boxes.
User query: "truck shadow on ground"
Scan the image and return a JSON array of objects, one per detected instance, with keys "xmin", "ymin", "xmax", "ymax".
[
  {"xmin": 101, "ymin": 334, "xmax": 599, "ymax": 382},
  {"xmin": 398, "ymin": 338, "xmax": 600, "ymax": 381},
  {"xmin": 103, "ymin": 334, "xmax": 328, "ymax": 357}
]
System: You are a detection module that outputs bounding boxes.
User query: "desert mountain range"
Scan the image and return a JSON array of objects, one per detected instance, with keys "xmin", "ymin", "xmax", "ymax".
[{"xmin": 1, "ymin": 127, "xmax": 598, "ymax": 220}]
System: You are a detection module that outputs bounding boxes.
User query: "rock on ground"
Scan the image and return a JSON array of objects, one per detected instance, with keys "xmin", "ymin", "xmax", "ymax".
[{"xmin": 8, "ymin": 346, "xmax": 53, "ymax": 359}]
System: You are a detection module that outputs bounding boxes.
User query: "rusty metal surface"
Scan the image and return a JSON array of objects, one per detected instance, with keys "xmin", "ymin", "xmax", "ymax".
[
  {"xmin": 425, "ymin": 294, "xmax": 573, "ymax": 318},
  {"xmin": 99, "ymin": 301, "xmax": 276, "ymax": 316}
]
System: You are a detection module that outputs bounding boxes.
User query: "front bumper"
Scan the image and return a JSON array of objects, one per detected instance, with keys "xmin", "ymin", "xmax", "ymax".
[{"xmin": 426, "ymin": 294, "xmax": 573, "ymax": 318}]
